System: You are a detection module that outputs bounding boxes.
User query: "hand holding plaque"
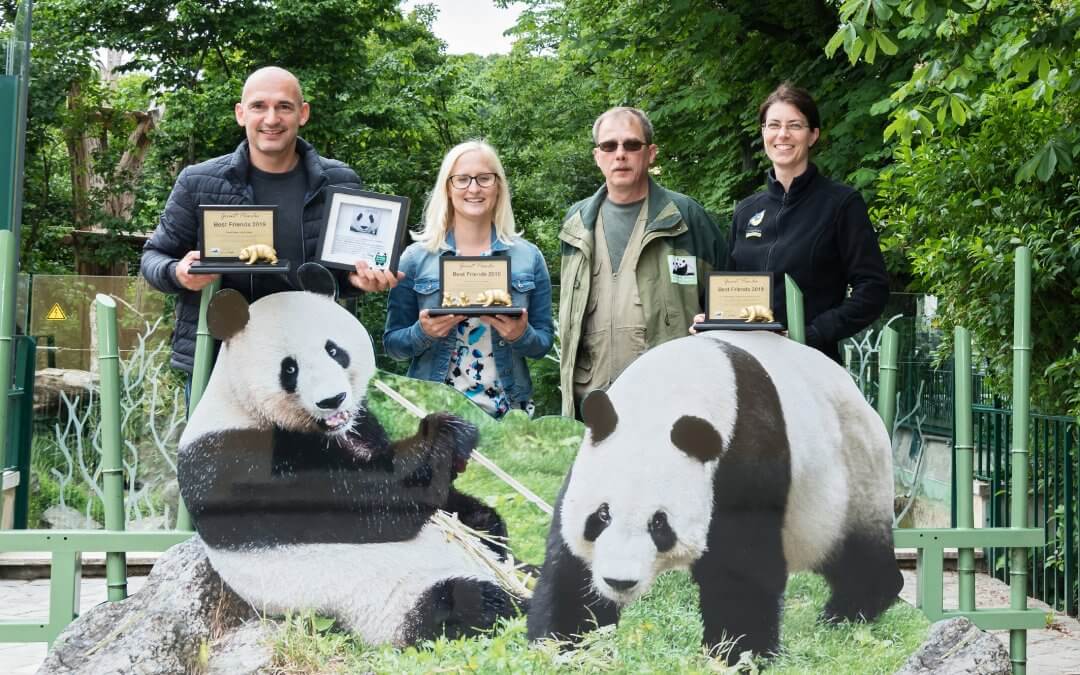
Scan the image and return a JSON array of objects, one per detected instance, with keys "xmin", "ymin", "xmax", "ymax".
[
  {"xmin": 427, "ymin": 256, "xmax": 523, "ymax": 317},
  {"xmin": 692, "ymin": 272, "xmax": 784, "ymax": 332},
  {"xmin": 191, "ymin": 205, "xmax": 290, "ymax": 275}
]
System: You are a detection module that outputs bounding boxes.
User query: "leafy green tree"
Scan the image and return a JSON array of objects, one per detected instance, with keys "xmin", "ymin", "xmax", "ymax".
[{"xmin": 830, "ymin": 0, "xmax": 1080, "ymax": 413}]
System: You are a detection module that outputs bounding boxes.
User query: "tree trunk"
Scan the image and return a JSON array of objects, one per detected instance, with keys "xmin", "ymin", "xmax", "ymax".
[
  {"xmin": 65, "ymin": 81, "xmax": 92, "ymax": 229},
  {"xmin": 104, "ymin": 110, "xmax": 158, "ymax": 221}
]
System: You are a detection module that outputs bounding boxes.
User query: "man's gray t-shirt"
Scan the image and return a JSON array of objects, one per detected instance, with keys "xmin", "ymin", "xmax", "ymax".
[
  {"xmin": 250, "ymin": 163, "xmax": 307, "ymax": 290},
  {"xmin": 600, "ymin": 197, "xmax": 645, "ymax": 272}
]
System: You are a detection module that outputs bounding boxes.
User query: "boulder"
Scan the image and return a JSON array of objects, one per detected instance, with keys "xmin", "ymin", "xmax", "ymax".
[
  {"xmin": 33, "ymin": 368, "xmax": 97, "ymax": 416},
  {"xmin": 895, "ymin": 617, "xmax": 1011, "ymax": 675},
  {"xmin": 42, "ymin": 505, "xmax": 101, "ymax": 530},
  {"xmin": 39, "ymin": 535, "xmax": 256, "ymax": 674},
  {"xmin": 207, "ymin": 621, "xmax": 279, "ymax": 675}
]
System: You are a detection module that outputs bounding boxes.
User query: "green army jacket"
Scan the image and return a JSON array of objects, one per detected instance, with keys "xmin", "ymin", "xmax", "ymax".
[{"xmin": 558, "ymin": 179, "xmax": 728, "ymax": 416}]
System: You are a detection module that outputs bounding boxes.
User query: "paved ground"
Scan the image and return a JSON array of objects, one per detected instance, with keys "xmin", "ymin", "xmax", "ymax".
[
  {"xmin": 898, "ymin": 569, "xmax": 1080, "ymax": 675},
  {"xmin": 1, "ymin": 575, "xmax": 147, "ymax": 675},
  {"xmin": 2, "ymin": 570, "xmax": 1079, "ymax": 673}
]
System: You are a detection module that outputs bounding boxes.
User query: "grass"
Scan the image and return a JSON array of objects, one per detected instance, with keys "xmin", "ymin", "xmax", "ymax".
[{"xmin": 266, "ymin": 372, "xmax": 929, "ymax": 673}]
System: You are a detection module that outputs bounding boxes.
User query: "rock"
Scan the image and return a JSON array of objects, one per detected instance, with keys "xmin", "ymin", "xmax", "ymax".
[
  {"xmin": 895, "ymin": 617, "xmax": 1011, "ymax": 675},
  {"xmin": 127, "ymin": 514, "xmax": 169, "ymax": 531},
  {"xmin": 42, "ymin": 505, "xmax": 101, "ymax": 530},
  {"xmin": 34, "ymin": 368, "xmax": 97, "ymax": 416},
  {"xmin": 207, "ymin": 621, "xmax": 279, "ymax": 675},
  {"xmin": 39, "ymin": 535, "xmax": 256, "ymax": 674}
]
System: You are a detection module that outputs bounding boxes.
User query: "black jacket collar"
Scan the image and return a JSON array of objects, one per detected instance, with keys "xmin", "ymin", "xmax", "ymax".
[
  {"xmin": 226, "ymin": 138, "xmax": 324, "ymax": 196},
  {"xmin": 766, "ymin": 162, "xmax": 819, "ymax": 204}
]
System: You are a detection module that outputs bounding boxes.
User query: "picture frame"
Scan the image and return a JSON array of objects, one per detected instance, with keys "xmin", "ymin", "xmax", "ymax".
[
  {"xmin": 428, "ymin": 255, "xmax": 524, "ymax": 317},
  {"xmin": 693, "ymin": 272, "xmax": 784, "ymax": 332},
  {"xmin": 316, "ymin": 187, "xmax": 409, "ymax": 274},
  {"xmin": 192, "ymin": 205, "xmax": 289, "ymax": 275}
]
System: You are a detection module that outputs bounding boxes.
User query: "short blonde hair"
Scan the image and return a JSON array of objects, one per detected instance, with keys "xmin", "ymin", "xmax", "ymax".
[{"xmin": 415, "ymin": 140, "xmax": 519, "ymax": 252}]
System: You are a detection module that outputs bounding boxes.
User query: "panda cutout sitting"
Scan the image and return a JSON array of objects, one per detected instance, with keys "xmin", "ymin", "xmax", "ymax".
[
  {"xmin": 178, "ymin": 264, "xmax": 523, "ymax": 647},
  {"xmin": 526, "ymin": 330, "xmax": 903, "ymax": 663}
]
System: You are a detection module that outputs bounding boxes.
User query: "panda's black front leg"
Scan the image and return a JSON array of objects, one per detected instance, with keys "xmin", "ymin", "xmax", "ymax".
[
  {"xmin": 526, "ymin": 473, "xmax": 619, "ymax": 643},
  {"xmin": 444, "ymin": 488, "xmax": 510, "ymax": 561},
  {"xmin": 693, "ymin": 509, "xmax": 787, "ymax": 664}
]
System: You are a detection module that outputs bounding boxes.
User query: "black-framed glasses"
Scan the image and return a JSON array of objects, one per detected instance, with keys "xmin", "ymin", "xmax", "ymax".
[
  {"xmin": 448, "ymin": 173, "xmax": 498, "ymax": 189},
  {"xmin": 596, "ymin": 139, "xmax": 647, "ymax": 153}
]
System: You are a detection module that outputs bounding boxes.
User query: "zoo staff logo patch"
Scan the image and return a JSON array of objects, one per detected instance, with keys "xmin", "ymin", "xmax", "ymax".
[
  {"xmin": 668, "ymin": 255, "xmax": 697, "ymax": 284},
  {"xmin": 746, "ymin": 209, "xmax": 765, "ymax": 238}
]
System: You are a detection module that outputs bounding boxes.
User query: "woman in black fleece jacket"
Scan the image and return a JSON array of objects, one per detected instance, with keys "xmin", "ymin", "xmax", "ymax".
[{"xmin": 696, "ymin": 84, "xmax": 889, "ymax": 363}]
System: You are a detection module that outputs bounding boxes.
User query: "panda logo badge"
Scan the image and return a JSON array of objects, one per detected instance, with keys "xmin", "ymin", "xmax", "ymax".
[
  {"xmin": 668, "ymin": 255, "xmax": 697, "ymax": 285},
  {"xmin": 746, "ymin": 209, "xmax": 765, "ymax": 238}
]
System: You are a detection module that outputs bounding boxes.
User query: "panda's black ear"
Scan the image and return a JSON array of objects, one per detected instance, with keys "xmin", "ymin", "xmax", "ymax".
[
  {"xmin": 671, "ymin": 415, "xmax": 723, "ymax": 463},
  {"xmin": 206, "ymin": 289, "xmax": 250, "ymax": 341},
  {"xmin": 297, "ymin": 262, "xmax": 339, "ymax": 299},
  {"xmin": 581, "ymin": 390, "xmax": 617, "ymax": 444}
]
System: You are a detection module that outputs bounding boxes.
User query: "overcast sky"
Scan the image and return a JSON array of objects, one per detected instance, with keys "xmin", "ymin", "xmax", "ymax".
[{"xmin": 402, "ymin": 0, "xmax": 525, "ymax": 55}]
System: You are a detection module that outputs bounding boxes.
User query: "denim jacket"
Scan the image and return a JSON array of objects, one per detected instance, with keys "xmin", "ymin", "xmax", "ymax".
[{"xmin": 383, "ymin": 229, "xmax": 555, "ymax": 407}]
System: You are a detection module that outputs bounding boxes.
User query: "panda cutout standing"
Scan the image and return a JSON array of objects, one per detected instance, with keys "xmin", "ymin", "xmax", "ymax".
[
  {"xmin": 526, "ymin": 330, "xmax": 903, "ymax": 663},
  {"xmin": 178, "ymin": 265, "xmax": 523, "ymax": 647}
]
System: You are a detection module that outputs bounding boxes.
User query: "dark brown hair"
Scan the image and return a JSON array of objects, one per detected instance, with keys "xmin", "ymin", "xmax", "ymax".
[{"xmin": 758, "ymin": 83, "xmax": 820, "ymax": 130}]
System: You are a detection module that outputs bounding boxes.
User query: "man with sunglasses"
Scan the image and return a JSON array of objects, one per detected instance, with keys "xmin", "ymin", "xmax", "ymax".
[
  {"xmin": 558, "ymin": 106, "xmax": 727, "ymax": 418},
  {"xmin": 141, "ymin": 66, "xmax": 401, "ymax": 381}
]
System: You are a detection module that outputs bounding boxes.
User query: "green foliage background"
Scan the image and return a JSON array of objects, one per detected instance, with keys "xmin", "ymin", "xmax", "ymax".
[{"xmin": 3, "ymin": 0, "xmax": 1078, "ymax": 414}]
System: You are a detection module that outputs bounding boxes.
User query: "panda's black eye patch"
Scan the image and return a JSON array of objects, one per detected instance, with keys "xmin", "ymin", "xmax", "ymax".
[
  {"xmin": 325, "ymin": 340, "xmax": 350, "ymax": 368},
  {"xmin": 584, "ymin": 503, "xmax": 611, "ymax": 542},
  {"xmin": 648, "ymin": 510, "xmax": 677, "ymax": 552},
  {"xmin": 280, "ymin": 356, "xmax": 299, "ymax": 393}
]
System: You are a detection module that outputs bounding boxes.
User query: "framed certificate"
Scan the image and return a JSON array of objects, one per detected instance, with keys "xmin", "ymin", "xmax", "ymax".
[
  {"xmin": 428, "ymin": 256, "xmax": 523, "ymax": 317},
  {"xmin": 192, "ymin": 205, "xmax": 289, "ymax": 274},
  {"xmin": 316, "ymin": 187, "xmax": 409, "ymax": 274},
  {"xmin": 693, "ymin": 272, "xmax": 784, "ymax": 332}
]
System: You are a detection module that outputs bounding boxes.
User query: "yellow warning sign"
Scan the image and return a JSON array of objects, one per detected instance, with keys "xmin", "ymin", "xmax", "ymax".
[{"xmin": 45, "ymin": 303, "xmax": 68, "ymax": 321}]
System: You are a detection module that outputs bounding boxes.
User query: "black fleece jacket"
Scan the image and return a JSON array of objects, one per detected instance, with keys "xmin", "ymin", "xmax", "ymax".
[
  {"xmin": 729, "ymin": 163, "xmax": 888, "ymax": 362},
  {"xmin": 140, "ymin": 139, "xmax": 362, "ymax": 372}
]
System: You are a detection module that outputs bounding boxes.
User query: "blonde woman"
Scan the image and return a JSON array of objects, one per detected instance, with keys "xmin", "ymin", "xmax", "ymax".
[{"xmin": 383, "ymin": 141, "xmax": 553, "ymax": 417}]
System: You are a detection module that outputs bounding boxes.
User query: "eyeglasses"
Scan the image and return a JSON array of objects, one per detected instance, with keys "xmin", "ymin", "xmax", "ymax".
[
  {"xmin": 596, "ymin": 139, "xmax": 647, "ymax": 153},
  {"xmin": 762, "ymin": 121, "xmax": 809, "ymax": 132},
  {"xmin": 448, "ymin": 173, "xmax": 498, "ymax": 189}
]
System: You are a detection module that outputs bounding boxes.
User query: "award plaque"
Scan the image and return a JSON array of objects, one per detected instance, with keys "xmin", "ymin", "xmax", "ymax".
[
  {"xmin": 427, "ymin": 256, "xmax": 524, "ymax": 317},
  {"xmin": 693, "ymin": 272, "xmax": 784, "ymax": 332},
  {"xmin": 316, "ymin": 187, "xmax": 409, "ymax": 274},
  {"xmin": 191, "ymin": 205, "xmax": 290, "ymax": 275}
]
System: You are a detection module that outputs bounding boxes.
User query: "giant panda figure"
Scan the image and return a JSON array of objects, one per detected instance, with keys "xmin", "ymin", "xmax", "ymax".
[
  {"xmin": 178, "ymin": 267, "xmax": 522, "ymax": 646},
  {"xmin": 526, "ymin": 330, "xmax": 902, "ymax": 662}
]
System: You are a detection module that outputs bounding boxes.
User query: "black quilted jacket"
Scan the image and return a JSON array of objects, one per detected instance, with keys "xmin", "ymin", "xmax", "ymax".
[{"xmin": 140, "ymin": 139, "xmax": 362, "ymax": 372}]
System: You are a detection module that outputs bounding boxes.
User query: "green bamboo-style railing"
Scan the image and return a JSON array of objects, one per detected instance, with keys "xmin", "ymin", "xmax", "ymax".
[
  {"xmin": 891, "ymin": 246, "xmax": 1044, "ymax": 674},
  {"xmin": 95, "ymin": 294, "xmax": 128, "ymax": 601},
  {"xmin": 783, "ymin": 274, "xmax": 804, "ymax": 345},
  {"xmin": 954, "ymin": 327, "xmax": 976, "ymax": 613}
]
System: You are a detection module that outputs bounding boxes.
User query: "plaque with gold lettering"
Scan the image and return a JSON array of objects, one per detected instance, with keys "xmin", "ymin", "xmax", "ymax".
[
  {"xmin": 693, "ymin": 272, "xmax": 784, "ymax": 332},
  {"xmin": 427, "ymin": 256, "xmax": 523, "ymax": 316},
  {"xmin": 191, "ymin": 205, "xmax": 290, "ymax": 274}
]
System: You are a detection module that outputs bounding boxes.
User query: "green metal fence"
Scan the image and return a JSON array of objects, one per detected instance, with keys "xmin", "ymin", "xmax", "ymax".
[
  {"xmin": 974, "ymin": 405, "xmax": 1079, "ymax": 617},
  {"xmin": 3, "ymin": 333, "xmax": 35, "ymax": 528},
  {"xmin": 0, "ymin": 293, "xmax": 192, "ymax": 646}
]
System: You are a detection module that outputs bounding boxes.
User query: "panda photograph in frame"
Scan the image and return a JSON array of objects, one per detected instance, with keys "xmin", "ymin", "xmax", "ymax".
[
  {"xmin": 428, "ymin": 255, "xmax": 524, "ymax": 317},
  {"xmin": 316, "ymin": 187, "xmax": 409, "ymax": 274}
]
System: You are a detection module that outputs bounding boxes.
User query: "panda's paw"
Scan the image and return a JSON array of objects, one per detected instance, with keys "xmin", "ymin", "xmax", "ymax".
[
  {"xmin": 402, "ymin": 578, "xmax": 522, "ymax": 644},
  {"xmin": 418, "ymin": 413, "xmax": 478, "ymax": 474}
]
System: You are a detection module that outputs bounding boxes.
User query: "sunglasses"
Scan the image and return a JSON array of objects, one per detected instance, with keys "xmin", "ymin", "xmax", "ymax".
[{"xmin": 596, "ymin": 139, "xmax": 647, "ymax": 153}]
